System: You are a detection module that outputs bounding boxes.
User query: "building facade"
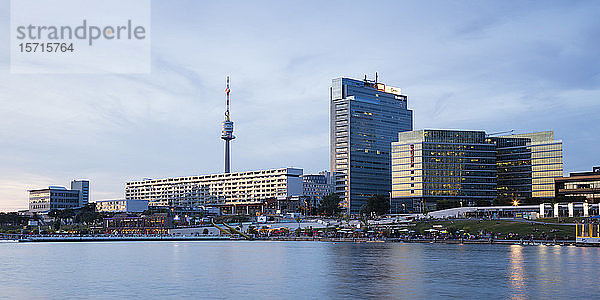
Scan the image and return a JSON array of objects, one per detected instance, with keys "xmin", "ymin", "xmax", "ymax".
[
  {"xmin": 95, "ymin": 199, "xmax": 149, "ymax": 213},
  {"xmin": 125, "ymin": 168, "xmax": 303, "ymax": 207},
  {"xmin": 391, "ymin": 130, "xmax": 497, "ymax": 213},
  {"xmin": 492, "ymin": 131, "xmax": 563, "ymax": 200},
  {"xmin": 29, "ymin": 187, "xmax": 81, "ymax": 213},
  {"xmin": 103, "ymin": 213, "xmax": 173, "ymax": 234},
  {"xmin": 302, "ymin": 171, "xmax": 332, "ymax": 213},
  {"xmin": 71, "ymin": 180, "xmax": 89, "ymax": 207},
  {"xmin": 555, "ymin": 167, "xmax": 600, "ymax": 203},
  {"xmin": 392, "ymin": 129, "xmax": 563, "ymax": 212},
  {"xmin": 330, "ymin": 76, "xmax": 413, "ymax": 214}
]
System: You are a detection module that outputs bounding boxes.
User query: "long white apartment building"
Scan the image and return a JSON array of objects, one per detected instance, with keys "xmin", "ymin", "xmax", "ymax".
[{"xmin": 125, "ymin": 168, "xmax": 303, "ymax": 207}]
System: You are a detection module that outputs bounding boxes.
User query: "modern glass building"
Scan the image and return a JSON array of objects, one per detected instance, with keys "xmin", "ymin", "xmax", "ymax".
[
  {"xmin": 392, "ymin": 129, "xmax": 563, "ymax": 212},
  {"xmin": 391, "ymin": 130, "xmax": 497, "ymax": 213},
  {"xmin": 492, "ymin": 131, "xmax": 563, "ymax": 199},
  {"xmin": 555, "ymin": 167, "xmax": 600, "ymax": 203},
  {"xmin": 330, "ymin": 76, "xmax": 413, "ymax": 214}
]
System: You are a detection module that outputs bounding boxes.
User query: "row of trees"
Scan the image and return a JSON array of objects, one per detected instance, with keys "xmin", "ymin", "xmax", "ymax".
[
  {"xmin": 0, "ymin": 212, "xmax": 29, "ymax": 226},
  {"xmin": 47, "ymin": 204, "xmax": 104, "ymax": 230},
  {"xmin": 317, "ymin": 193, "xmax": 390, "ymax": 217}
]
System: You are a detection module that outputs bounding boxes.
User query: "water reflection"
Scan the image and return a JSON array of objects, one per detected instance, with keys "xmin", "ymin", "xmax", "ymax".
[
  {"xmin": 1, "ymin": 242, "xmax": 600, "ymax": 299},
  {"xmin": 508, "ymin": 245, "xmax": 526, "ymax": 299}
]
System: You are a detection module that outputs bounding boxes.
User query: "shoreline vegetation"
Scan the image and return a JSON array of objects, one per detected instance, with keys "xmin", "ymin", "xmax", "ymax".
[
  {"xmin": 1, "ymin": 218, "xmax": 580, "ymax": 245},
  {"xmin": 0, "ymin": 235, "xmax": 576, "ymax": 246}
]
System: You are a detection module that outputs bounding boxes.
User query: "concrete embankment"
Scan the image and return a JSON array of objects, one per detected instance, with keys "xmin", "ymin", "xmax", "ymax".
[
  {"xmin": 262, "ymin": 236, "xmax": 576, "ymax": 245},
  {"xmin": 16, "ymin": 236, "xmax": 233, "ymax": 243}
]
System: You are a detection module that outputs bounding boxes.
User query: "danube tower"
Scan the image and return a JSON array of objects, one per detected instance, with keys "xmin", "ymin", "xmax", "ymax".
[{"xmin": 221, "ymin": 76, "xmax": 235, "ymax": 173}]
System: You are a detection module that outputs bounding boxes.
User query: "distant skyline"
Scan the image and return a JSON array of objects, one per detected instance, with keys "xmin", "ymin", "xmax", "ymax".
[{"xmin": 1, "ymin": 1, "xmax": 599, "ymax": 211}]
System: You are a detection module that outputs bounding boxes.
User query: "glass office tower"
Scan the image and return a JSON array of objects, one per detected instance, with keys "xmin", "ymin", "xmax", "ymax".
[
  {"xmin": 330, "ymin": 77, "xmax": 413, "ymax": 214},
  {"xmin": 391, "ymin": 130, "xmax": 497, "ymax": 213},
  {"xmin": 492, "ymin": 131, "xmax": 563, "ymax": 199},
  {"xmin": 392, "ymin": 130, "xmax": 563, "ymax": 212}
]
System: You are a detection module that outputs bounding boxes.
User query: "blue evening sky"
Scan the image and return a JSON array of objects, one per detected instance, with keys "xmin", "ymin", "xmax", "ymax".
[{"xmin": 0, "ymin": 1, "xmax": 599, "ymax": 210}]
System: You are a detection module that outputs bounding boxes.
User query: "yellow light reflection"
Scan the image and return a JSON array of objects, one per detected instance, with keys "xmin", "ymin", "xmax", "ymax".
[{"xmin": 508, "ymin": 245, "xmax": 526, "ymax": 299}]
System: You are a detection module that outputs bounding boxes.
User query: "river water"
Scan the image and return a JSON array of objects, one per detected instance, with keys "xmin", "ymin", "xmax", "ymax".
[{"xmin": 1, "ymin": 241, "xmax": 598, "ymax": 299}]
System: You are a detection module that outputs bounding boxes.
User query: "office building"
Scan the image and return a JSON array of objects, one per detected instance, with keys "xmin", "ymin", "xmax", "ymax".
[
  {"xmin": 555, "ymin": 167, "xmax": 600, "ymax": 203},
  {"xmin": 391, "ymin": 130, "xmax": 497, "ymax": 213},
  {"xmin": 392, "ymin": 129, "xmax": 563, "ymax": 212},
  {"xmin": 330, "ymin": 75, "xmax": 413, "ymax": 214},
  {"xmin": 95, "ymin": 199, "xmax": 149, "ymax": 213},
  {"xmin": 71, "ymin": 180, "xmax": 89, "ymax": 207},
  {"xmin": 29, "ymin": 186, "xmax": 81, "ymax": 213},
  {"xmin": 125, "ymin": 168, "xmax": 303, "ymax": 207},
  {"xmin": 492, "ymin": 131, "xmax": 563, "ymax": 199},
  {"xmin": 302, "ymin": 171, "xmax": 333, "ymax": 213}
]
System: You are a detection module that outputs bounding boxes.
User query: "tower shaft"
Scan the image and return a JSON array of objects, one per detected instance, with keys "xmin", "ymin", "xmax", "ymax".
[
  {"xmin": 224, "ymin": 140, "xmax": 230, "ymax": 173},
  {"xmin": 221, "ymin": 76, "xmax": 235, "ymax": 173}
]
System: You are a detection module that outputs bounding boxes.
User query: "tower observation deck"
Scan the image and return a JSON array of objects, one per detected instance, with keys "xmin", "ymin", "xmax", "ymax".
[{"xmin": 221, "ymin": 76, "xmax": 235, "ymax": 173}]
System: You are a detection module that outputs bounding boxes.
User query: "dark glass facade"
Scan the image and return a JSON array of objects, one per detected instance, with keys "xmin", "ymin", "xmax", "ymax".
[
  {"xmin": 330, "ymin": 77, "xmax": 413, "ymax": 214},
  {"xmin": 392, "ymin": 130, "xmax": 563, "ymax": 212},
  {"xmin": 392, "ymin": 130, "xmax": 497, "ymax": 212},
  {"xmin": 491, "ymin": 131, "xmax": 562, "ymax": 199}
]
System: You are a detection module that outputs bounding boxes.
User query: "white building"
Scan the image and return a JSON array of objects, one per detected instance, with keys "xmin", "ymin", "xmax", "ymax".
[
  {"xmin": 95, "ymin": 199, "xmax": 149, "ymax": 213},
  {"xmin": 29, "ymin": 186, "xmax": 80, "ymax": 213},
  {"xmin": 125, "ymin": 168, "xmax": 303, "ymax": 207}
]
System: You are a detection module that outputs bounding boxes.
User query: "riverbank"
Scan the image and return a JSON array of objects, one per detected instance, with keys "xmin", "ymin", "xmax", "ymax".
[
  {"xmin": 262, "ymin": 236, "xmax": 576, "ymax": 245},
  {"xmin": 1, "ymin": 235, "xmax": 576, "ymax": 245},
  {"xmin": 6, "ymin": 235, "xmax": 233, "ymax": 243},
  {"xmin": 414, "ymin": 219, "xmax": 575, "ymax": 240}
]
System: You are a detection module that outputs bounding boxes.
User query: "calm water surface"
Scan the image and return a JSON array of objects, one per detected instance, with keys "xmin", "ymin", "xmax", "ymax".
[{"xmin": 1, "ymin": 241, "xmax": 598, "ymax": 299}]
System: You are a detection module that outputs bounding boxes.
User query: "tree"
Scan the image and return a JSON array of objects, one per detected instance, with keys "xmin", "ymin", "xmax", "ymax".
[
  {"xmin": 60, "ymin": 209, "xmax": 76, "ymax": 225},
  {"xmin": 362, "ymin": 194, "xmax": 390, "ymax": 216},
  {"xmin": 74, "ymin": 210, "xmax": 101, "ymax": 225},
  {"xmin": 48, "ymin": 209, "xmax": 62, "ymax": 230},
  {"xmin": 318, "ymin": 193, "xmax": 343, "ymax": 216}
]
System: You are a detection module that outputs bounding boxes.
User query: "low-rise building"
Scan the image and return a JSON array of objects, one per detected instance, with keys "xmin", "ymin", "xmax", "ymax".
[
  {"xmin": 95, "ymin": 199, "xmax": 149, "ymax": 213},
  {"xmin": 125, "ymin": 168, "xmax": 303, "ymax": 207},
  {"xmin": 28, "ymin": 179, "xmax": 90, "ymax": 213},
  {"xmin": 555, "ymin": 167, "xmax": 600, "ymax": 203},
  {"xmin": 29, "ymin": 186, "xmax": 81, "ymax": 213},
  {"xmin": 103, "ymin": 213, "xmax": 173, "ymax": 234}
]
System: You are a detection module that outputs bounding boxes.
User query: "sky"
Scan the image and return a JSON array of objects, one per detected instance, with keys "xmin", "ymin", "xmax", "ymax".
[{"xmin": 1, "ymin": 0, "xmax": 599, "ymax": 211}]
